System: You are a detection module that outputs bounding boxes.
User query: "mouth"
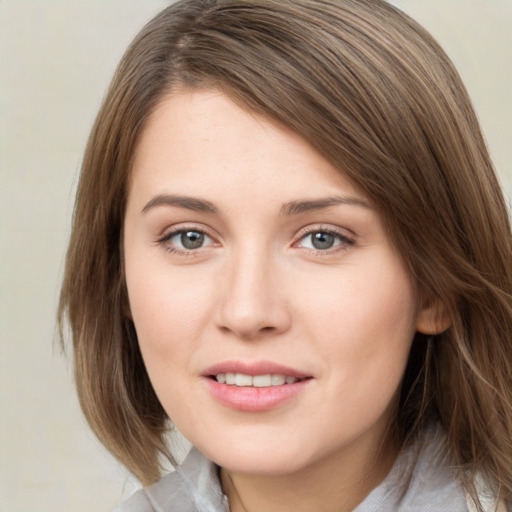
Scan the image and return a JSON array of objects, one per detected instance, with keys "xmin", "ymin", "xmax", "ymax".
[
  {"xmin": 211, "ymin": 373, "xmax": 305, "ymax": 387},
  {"xmin": 203, "ymin": 361, "xmax": 313, "ymax": 412}
]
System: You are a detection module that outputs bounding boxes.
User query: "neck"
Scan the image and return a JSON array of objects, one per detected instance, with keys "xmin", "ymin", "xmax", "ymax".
[{"xmin": 220, "ymin": 434, "xmax": 398, "ymax": 512}]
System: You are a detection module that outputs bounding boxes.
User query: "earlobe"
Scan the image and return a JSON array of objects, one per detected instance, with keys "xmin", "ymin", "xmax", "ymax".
[{"xmin": 416, "ymin": 299, "xmax": 451, "ymax": 335}]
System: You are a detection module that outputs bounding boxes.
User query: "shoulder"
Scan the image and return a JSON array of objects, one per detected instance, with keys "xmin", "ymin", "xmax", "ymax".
[
  {"xmin": 112, "ymin": 488, "xmax": 155, "ymax": 512},
  {"xmin": 369, "ymin": 424, "xmax": 507, "ymax": 512},
  {"xmin": 465, "ymin": 474, "xmax": 508, "ymax": 512},
  {"xmin": 356, "ymin": 423, "xmax": 467, "ymax": 511},
  {"xmin": 112, "ymin": 470, "xmax": 191, "ymax": 512},
  {"xmin": 112, "ymin": 448, "xmax": 229, "ymax": 512}
]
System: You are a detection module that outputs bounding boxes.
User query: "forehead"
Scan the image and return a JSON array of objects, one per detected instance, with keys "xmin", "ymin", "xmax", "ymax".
[{"xmin": 129, "ymin": 89, "xmax": 369, "ymax": 209}]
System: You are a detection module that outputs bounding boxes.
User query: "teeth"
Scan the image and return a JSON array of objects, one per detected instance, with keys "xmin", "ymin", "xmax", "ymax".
[
  {"xmin": 235, "ymin": 373, "xmax": 253, "ymax": 387},
  {"xmin": 271, "ymin": 375, "xmax": 286, "ymax": 386},
  {"xmin": 215, "ymin": 373, "xmax": 300, "ymax": 387},
  {"xmin": 253, "ymin": 375, "xmax": 272, "ymax": 387}
]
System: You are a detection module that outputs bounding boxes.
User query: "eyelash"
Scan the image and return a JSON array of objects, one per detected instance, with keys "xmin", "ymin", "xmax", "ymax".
[
  {"xmin": 156, "ymin": 225, "xmax": 355, "ymax": 256},
  {"xmin": 294, "ymin": 226, "xmax": 355, "ymax": 254},
  {"xmin": 156, "ymin": 226, "xmax": 218, "ymax": 256}
]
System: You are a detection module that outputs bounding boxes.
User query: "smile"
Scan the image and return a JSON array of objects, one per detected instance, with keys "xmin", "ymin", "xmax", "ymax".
[
  {"xmin": 203, "ymin": 362, "xmax": 313, "ymax": 412},
  {"xmin": 214, "ymin": 373, "xmax": 301, "ymax": 387}
]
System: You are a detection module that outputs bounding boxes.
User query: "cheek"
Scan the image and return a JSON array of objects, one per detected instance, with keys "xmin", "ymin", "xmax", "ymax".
[
  {"xmin": 125, "ymin": 262, "xmax": 213, "ymax": 368},
  {"xmin": 297, "ymin": 256, "xmax": 417, "ymax": 385},
  {"xmin": 300, "ymin": 258, "xmax": 416, "ymax": 336},
  {"xmin": 298, "ymin": 261, "xmax": 417, "ymax": 442}
]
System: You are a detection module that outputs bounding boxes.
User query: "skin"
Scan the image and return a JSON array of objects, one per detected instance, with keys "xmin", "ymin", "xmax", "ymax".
[{"xmin": 123, "ymin": 89, "xmax": 441, "ymax": 511}]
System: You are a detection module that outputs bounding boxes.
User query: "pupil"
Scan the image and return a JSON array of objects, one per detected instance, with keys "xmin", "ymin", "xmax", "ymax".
[
  {"xmin": 181, "ymin": 231, "xmax": 204, "ymax": 249},
  {"xmin": 312, "ymin": 232, "xmax": 334, "ymax": 250}
]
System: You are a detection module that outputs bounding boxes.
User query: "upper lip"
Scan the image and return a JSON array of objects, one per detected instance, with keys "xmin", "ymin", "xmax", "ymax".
[{"xmin": 203, "ymin": 360, "xmax": 311, "ymax": 379}]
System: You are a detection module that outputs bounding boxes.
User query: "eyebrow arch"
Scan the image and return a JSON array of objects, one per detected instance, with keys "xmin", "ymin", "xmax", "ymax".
[
  {"xmin": 280, "ymin": 196, "xmax": 371, "ymax": 216},
  {"xmin": 141, "ymin": 194, "xmax": 219, "ymax": 215}
]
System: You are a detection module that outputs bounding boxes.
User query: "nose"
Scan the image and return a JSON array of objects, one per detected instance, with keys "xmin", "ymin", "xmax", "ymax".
[{"xmin": 215, "ymin": 246, "xmax": 291, "ymax": 340}]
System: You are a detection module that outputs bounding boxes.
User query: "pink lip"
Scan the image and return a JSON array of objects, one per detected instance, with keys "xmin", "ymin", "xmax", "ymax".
[
  {"xmin": 203, "ymin": 360, "xmax": 310, "ymax": 379},
  {"xmin": 202, "ymin": 360, "xmax": 313, "ymax": 412}
]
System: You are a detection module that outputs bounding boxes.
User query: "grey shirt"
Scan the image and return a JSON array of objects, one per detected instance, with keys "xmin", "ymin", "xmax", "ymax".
[{"xmin": 114, "ymin": 425, "xmax": 468, "ymax": 512}]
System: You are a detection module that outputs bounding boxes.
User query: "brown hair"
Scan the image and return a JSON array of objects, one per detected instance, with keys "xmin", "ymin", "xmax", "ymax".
[{"xmin": 59, "ymin": 0, "xmax": 512, "ymax": 505}]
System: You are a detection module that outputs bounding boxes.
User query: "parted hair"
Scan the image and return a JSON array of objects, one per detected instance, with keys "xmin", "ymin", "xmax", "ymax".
[{"xmin": 59, "ymin": 0, "xmax": 512, "ymax": 506}]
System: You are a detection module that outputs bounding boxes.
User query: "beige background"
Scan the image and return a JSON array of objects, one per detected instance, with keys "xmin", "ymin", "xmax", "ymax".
[{"xmin": 0, "ymin": 1, "xmax": 510, "ymax": 511}]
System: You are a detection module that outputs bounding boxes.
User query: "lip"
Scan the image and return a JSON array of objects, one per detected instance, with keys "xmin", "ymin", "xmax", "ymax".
[
  {"xmin": 202, "ymin": 360, "xmax": 313, "ymax": 412},
  {"xmin": 203, "ymin": 360, "xmax": 311, "ymax": 379}
]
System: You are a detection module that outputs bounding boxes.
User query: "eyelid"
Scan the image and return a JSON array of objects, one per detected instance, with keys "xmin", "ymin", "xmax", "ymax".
[
  {"xmin": 156, "ymin": 223, "xmax": 219, "ymax": 254},
  {"xmin": 293, "ymin": 224, "xmax": 356, "ymax": 251},
  {"xmin": 155, "ymin": 222, "xmax": 355, "ymax": 256}
]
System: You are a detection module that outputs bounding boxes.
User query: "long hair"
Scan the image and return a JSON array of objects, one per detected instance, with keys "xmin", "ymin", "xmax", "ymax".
[{"xmin": 58, "ymin": 0, "xmax": 512, "ymax": 505}]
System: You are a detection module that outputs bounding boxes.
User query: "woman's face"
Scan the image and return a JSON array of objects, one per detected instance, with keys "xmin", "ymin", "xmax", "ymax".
[{"xmin": 124, "ymin": 89, "xmax": 428, "ymax": 476}]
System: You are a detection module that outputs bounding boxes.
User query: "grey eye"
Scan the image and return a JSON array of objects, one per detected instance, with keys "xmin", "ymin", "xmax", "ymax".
[
  {"xmin": 310, "ymin": 232, "xmax": 335, "ymax": 250},
  {"xmin": 163, "ymin": 229, "xmax": 213, "ymax": 251},
  {"xmin": 297, "ymin": 230, "xmax": 354, "ymax": 252},
  {"xmin": 180, "ymin": 230, "xmax": 205, "ymax": 249}
]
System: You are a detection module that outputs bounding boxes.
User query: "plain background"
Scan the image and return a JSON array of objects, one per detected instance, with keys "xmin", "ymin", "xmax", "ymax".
[{"xmin": 0, "ymin": 1, "xmax": 511, "ymax": 511}]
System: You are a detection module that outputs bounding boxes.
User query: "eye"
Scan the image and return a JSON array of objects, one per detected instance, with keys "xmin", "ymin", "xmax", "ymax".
[
  {"xmin": 159, "ymin": 228, "xmax": 215, "ymax": 253},
  {"xmin": 297, "ymin": 229, "xmax": 354, "ymax": 252}
]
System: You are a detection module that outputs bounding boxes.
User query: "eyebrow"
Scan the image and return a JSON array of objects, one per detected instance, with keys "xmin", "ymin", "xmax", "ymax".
[
  {"xmin": 280, "ymin": 196, "xmax": 371, "ymax": 216},
  {"xmin": 141, "ymin": 194, "xmax": 371, "ymax": 216},
  {"xmin": 141, "ymin": 194, "xmax": 219, "ymax": 215}
]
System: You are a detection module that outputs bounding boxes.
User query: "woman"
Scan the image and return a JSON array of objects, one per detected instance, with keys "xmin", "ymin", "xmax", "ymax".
[{"xmin": 59, "ymin": 1, "xmax": 512, "ymax": 510}]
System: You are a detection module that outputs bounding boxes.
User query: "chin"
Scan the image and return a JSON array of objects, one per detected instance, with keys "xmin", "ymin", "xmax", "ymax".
[{"xmin": 194, "ymin": 433, "xmax": 317, "ymax": 476}]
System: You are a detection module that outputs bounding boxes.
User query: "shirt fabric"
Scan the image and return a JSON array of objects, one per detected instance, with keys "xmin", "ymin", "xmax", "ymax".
[{"xmin": 113, "ymin": 424, "xmax": 470, "ymax": 512}]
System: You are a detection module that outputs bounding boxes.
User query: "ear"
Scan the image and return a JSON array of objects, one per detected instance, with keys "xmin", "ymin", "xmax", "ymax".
[{"xmin": 416, "ymin": 298, "xmax": 451, "ymax": 335}]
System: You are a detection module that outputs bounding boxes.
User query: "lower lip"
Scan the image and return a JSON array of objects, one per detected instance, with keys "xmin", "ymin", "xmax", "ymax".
[{"xmin": 205, "ymin": 378, "xmax": 311, "ymax": 412}]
